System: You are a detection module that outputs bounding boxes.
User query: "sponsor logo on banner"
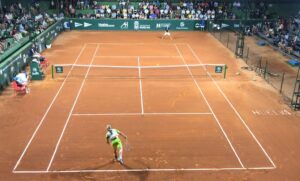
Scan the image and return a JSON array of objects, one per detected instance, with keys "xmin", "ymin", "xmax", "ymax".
[
  {"xmin": 215, "ymin": 66, "xmax": 223, "ymax": 73},
  {"xmin": 121, "ymin": 22, "xmax": 129, "ymax": 29},
  {"xmin": 134, "ymin": 21, "xmax": 151, "ymax": 30},
  {"xmin": 176, "ymin": 22, "xmax": 188, "ymax": 30},
  {"xmin": 32, "ymin": 67, "xmax": 40, "ymax": 75},
  {"xmin": 64, "ymin": 22, "xmax": 70, "ymax": 29},
  {"xmin": 75, "ymin": 22, "xmax": 83, "ymax": 27},
  {"xmin": 134, "ymin": 21, "xmax": 139, "ymax": 30},
  {"xmin": 139, "ymin": 24, "xmax": 151, "ymax": 30},
  {"xmin": 84, "ymin": 22, "xmax": 92, "ymax": 27},
  {"xmin": 221, "ymin": 23, "xmax": 229, "ymax": 28},
  {"xmin": 98, "ymin": 23, "xmax": 115, "ymax": 28},
  {"xmin": 195, "ymin": 23, "xmax": 200, "ymax": 28},
  {"xmin": 156, "ymin": 23, "xmax": 171, "ymax": 29},
  {"xmin": 234, "ymin": 24, "xmax": 240, "ymax": 28}
]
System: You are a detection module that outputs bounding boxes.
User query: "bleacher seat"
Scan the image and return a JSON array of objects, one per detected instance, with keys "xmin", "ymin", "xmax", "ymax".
[
  {"xmin": 257, "ymin": 41, "xmax": 266, "ymax": 46},
  {"xmin": 288, "ymin": 59, "xmax": 300, "ymax": 66}
]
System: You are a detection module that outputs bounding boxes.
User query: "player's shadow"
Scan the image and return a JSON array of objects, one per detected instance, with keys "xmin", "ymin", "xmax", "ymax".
[
  {"xmin": 121, "ymin": 160, "xmax": 150, "ymax": 181},
  {"xmin": 85, "ymin": 160, "xmax": 115, "ymax": 170}
]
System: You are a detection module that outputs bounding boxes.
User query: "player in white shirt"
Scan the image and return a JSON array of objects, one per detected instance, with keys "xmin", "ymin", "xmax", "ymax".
[{"xmin": 106, "ymin": 125, "xmax": 127, "ymax": 164}]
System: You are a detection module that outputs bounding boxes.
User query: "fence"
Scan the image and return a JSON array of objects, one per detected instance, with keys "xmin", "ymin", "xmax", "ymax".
[{"xmin": 211, "ymin": 30, "xmax": 298, "ymax": 102}]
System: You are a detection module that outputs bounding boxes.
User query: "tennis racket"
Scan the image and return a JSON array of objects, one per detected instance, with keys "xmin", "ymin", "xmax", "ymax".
[{"xmin": 124, "ymin": 139, "xmax": 131, "ymax": 151}]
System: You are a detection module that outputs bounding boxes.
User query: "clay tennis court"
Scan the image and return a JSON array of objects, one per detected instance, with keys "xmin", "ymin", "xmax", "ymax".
[{"xmin": 1, "ymin": 31, "xmax": 300, "ymax": 180}]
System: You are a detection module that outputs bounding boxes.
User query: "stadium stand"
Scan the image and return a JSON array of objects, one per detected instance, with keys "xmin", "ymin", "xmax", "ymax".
[
  {"xmin": 48, "ymin": 0, "xmax": 240, "ymax": 20},
  {"xmin": 246, "ymin": 12, "xmax": 300, "ymax": 59},
  {"xmin": 0, "ymin": 1, "xmax": 57, "ymax": 63}
]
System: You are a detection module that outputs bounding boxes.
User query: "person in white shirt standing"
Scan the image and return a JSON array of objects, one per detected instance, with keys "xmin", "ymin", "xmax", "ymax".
[
  {"xmin": 162, "ymin": 25, "xmax": 172, "ymax": 40},
  {"xmin": 106, "ymin": 125, "xmax": 127, "ymax": 165}
]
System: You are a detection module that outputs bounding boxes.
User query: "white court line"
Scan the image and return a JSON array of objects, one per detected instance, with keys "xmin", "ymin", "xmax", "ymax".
[
  {"xmin": 186, "ymin": 43, "xmax": 276, "ymax": 168},
  {"xmin": 46, "ymin": 44, "xmax": 100, "ymax": 171},
  {"xmin": 12, "ymin": 44, "xmax": 88, "ymax": 172},
  {"xmin": 95, "ymin": 56, "xmax": 181, "ymax": 58},
  {"xmin": 13, "ymin": 166, "xmax": 275, "ymax": 174},
  {"xmin": 174, "ymin": 44, "xmax": 245, "ymax": 168},
  {"xmin": 137, "ymin": 56, "xmax": 144, "ymax": 115},
  {"xmin": 87, "ymin": 43, "xmax": 178, "ymax": 45},
  {"xmin": 72, "ymin": 112, "xmax": 213, "ymax": 116}
]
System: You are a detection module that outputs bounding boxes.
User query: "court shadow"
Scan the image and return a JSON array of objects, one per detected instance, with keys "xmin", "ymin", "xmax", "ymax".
[
  {"xmin": 121, "ymin": 160, "xmax": 150, "ymax": 181},
  {"xmin": 85, "ymin": 160, "xmax": 115, "ymax": 170}
]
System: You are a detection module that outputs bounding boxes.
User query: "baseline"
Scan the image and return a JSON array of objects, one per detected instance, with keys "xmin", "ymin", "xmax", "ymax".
[{"xmin": 13, "ymin": 166, "xmax": 275, "ymax": 174}]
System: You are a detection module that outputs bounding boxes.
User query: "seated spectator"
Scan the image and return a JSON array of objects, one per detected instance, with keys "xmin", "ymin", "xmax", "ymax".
[
  {"xmin": 14, "ymin": 71, "xmax": 29, "ymax": 88},
  {"xmin": 33, "ymin": 52, "xmax": 46, "ymax": 62},
  {"xmin": 18, "ymin": 23, "xmax": 28, "ymax": 35}
]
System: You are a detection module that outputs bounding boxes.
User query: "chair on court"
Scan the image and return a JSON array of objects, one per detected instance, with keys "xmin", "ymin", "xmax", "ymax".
[
  {"xmin": 40, "ymin": 58, "xmax": 49, "ymax": 69},
  {"xmin": 11, "ymin": 81, "xmax": 27, "ymax": 94}
]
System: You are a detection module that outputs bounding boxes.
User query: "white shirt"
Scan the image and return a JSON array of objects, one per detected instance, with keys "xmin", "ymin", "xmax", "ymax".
[
  {"xmin": 15, "ymin": 73, "xmax": 28, "ymax": 85},
  {"xmin": 106, "ymin": 129, "xmax": 119, "ymax": 141}
]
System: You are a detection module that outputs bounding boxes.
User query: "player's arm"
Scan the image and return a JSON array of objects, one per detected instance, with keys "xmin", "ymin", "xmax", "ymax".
[{"xmin": 118, "ymin": 130, "xmax": 127, "ymax": 140}]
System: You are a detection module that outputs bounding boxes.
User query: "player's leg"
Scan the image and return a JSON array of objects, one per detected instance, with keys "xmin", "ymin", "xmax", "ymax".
[
  {"xmin": 117, "ymin": 144, "xmax": 124, "ymax": 164},
  {"xmin": 112, "ymin": 138, "xmax": 124, "ymax": 164},
  {"xmin": 112, "ymin": 144, "xmax": 118, "ymax": 161},
  {"xmin": 162, "ymin": 31, "xmax": 167, "ymax": 39},
  {"xmin": 168, "ymin": 32, "xmax": 173, "ymax": 40}
]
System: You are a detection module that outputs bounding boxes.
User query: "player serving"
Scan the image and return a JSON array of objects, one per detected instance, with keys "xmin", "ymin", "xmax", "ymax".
[
  {"xmin": 105, "ymin": 125, "xmax": 127, "ymax": 165},
  {"xmin": 162, "ymin": 25, "xmax": 172, "ymax": 40}
]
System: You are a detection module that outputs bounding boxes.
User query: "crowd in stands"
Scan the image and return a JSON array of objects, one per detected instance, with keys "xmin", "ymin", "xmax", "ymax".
[
  {"xmin": 50, "ymin": 0, "xmax": 239, "ymax": 20},
  {"xmin": 0, "ymin": 2, "xmax": 58, "ymax": 55},
  {"xmin": 246, "ymin": 10, "xmax": 300, "ymax": 57}
]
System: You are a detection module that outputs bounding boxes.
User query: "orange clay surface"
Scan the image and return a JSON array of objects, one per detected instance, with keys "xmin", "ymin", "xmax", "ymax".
[{"xmin": 0, "ymin": 31, "xmax": 300, "ymax": 180}]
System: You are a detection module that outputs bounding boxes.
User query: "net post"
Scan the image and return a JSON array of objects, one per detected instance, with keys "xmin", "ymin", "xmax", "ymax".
[
  {"xmin": 51, "ymin": 65, "xmax": 54, "ymax": 79},
  {"xmin": 223, "ymin": 64, "xmax": 227, "ymax": 79}
]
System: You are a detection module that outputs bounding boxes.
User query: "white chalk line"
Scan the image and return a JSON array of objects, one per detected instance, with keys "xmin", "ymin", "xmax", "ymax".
[
  {"xmin": 46, "ymin": 44, "xmax": 101, "ymax": 171},
  {"xmin": 186, "ymin": 43, "xmax": 276, "ymax": 168},
  {"xmin": 13, "ymin": 166, "xmax": 276, "ymax": 174},
  {"xmin": 12, "ymin": 44, "xmax": 88, "ymax": 172},
  {"xmin": 86, "ymin": 43, "xmax": 187, "ymax": 45},
  {"xmin": 95, "ymin": 56, "xmax": 181, "ymax": 58},
  {"xmin": 72, "ymin": 112, "xmax": 213, "ymax": 116},
  {"xmin": 137, "ymin": 56, "xmax": 144, "ymax": 115},
  {"xmin": 175, "ymin": 44, "xmax": 245, "ymax": 168}
]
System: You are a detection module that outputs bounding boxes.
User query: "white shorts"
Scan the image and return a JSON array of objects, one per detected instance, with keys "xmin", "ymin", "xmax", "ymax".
[{"xmin": 164, "ymin": 32, "xmax": 171, "ymax": 36}]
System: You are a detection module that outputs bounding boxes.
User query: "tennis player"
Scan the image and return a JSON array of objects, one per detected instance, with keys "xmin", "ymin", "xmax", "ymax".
[
  {"xmin": 162, "ymin": 26, "xmax": 172, "ymax": 40},
  {"xmin": 106, "ymin": 125, "xmax": 127, "ymax": 165}
]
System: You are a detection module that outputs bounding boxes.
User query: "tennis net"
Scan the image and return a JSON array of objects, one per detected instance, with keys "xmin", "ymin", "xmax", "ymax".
[{"xmin": 51, "ymin": 63, "xmax": 227, "ymax": 80}]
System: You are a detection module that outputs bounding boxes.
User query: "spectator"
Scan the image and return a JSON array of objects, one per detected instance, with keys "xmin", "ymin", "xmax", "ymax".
[{"xmin": 13, "ymin": 71, "xmax": 29, "ymax": 93}]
